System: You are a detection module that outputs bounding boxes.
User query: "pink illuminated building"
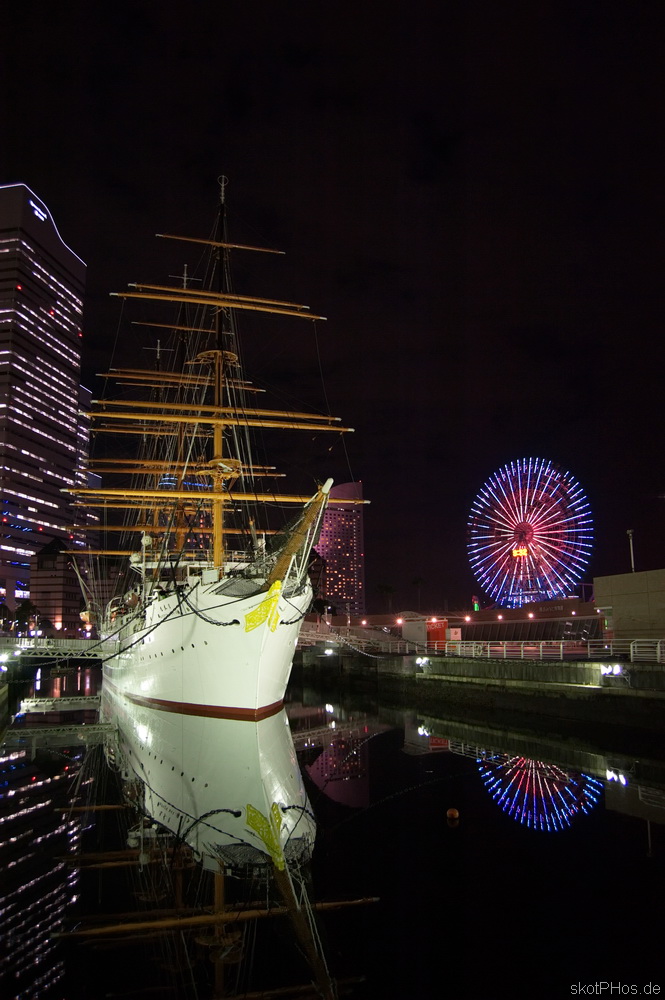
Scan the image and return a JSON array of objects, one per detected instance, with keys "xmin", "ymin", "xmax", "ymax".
[{"xmin": 315, "ymin": 481, "xmax": 365, "ymax": 616}]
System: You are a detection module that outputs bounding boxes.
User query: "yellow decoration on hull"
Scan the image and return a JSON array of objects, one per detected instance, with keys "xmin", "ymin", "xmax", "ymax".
[
  {"xmin": 245, "ymin": 801, "xmax": 285, "ymax": 869},
  {"xmin": 244, "ymin": 580, "xmax": 282, "ymax": 633}
]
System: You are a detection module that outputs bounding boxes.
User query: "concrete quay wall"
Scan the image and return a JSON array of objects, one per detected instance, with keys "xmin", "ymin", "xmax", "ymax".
[
  {"xmin": 389, "ymin": 654, "xmax": 665, "ymax": 692},
  {"xmin": 296, "ymin": 648, "xmax": 665, "ymax": 734}
]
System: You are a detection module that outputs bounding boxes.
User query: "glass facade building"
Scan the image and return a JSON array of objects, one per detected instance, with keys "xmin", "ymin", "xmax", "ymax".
[{"xmin": 0, "ymin": 183, "xmax": 87, "ymax": 613}]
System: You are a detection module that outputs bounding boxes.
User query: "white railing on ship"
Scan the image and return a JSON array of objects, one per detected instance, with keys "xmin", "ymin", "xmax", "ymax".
[{"xmin": 297, "ymin": 625, "xmax": 665, "ymax": 664}]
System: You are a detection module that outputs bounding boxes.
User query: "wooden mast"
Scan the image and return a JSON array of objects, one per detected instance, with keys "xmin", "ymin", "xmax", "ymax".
[
  {"xmin": 211, "ymin": 347, "xmax": 227, "ymax": 571},
  {"xmin": 63, "ymin": 179, "xmax": 366, "ymax": 577},
  {"xmin": 211, "ymin": 177, "xmax": 231, "ymax": 575}
]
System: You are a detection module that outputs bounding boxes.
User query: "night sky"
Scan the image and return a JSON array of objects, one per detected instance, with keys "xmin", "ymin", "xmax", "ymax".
[{"xmin": 2, "ymin": 1, "xmax": 663, "ymax": 613}]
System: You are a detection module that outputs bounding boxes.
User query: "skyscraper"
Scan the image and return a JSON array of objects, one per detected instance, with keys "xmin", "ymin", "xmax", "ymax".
[
  {"xmin": 0, "ymin": 183, "xmax": 87, "ymax": 614},
  {"xmin": 315, "ymin": 481, "xmax": 366, "ymax": 616}
]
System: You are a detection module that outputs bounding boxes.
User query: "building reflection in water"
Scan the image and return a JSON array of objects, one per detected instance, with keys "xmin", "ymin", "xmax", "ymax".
[
  {"xmin": 287, "ymin": 700, "xmax": 390, "ymax": 809},
  {"xmin": 0, "ymin": 743, "xmax": 86, "ymax": 998}
]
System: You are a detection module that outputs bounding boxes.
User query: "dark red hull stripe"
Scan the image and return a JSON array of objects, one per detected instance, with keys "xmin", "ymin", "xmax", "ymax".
[{"xmin": 104, "ymin": 680, "xmax": 284, "ymax": 721}]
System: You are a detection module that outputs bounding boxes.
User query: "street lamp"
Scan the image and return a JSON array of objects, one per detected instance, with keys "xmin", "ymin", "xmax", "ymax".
[{"xmin": 627, "ymin": 529, "xmax": 635, "ymax": 573}]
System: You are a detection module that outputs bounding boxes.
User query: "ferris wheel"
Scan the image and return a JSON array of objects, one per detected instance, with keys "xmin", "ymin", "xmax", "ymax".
[{"xmin": 467, "ymin": 457, "xmax": 593, "ymax": 608}]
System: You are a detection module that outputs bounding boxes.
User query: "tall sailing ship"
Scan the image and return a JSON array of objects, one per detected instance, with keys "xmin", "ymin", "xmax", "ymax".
[
  {"xmin": 68, "ymin": 178, "xmax": 354, "ymax": 725},
  {"xmin": 64, "ymin": 180, "xmax": 359, "ymax": 995}
]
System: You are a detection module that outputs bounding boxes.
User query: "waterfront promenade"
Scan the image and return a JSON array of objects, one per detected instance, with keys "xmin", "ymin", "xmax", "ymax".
[
  {"xmin": 297, "ymin": 620, "xmax": 665, "ymax": 664},
  {"xmin": 296, "ymin": 621, "xmax": 665, "ymax": 737}
]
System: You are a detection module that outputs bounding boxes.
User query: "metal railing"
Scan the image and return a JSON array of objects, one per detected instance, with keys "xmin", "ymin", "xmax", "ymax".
[
  {"xmin": 298, "ymin": 624, "xmax": 665, "ymax": 664},
  {"xmin": 422, "ymin": 639, "xmax": 665, "ymax": 664},
  {"xmin": 298, "ymin": 623, "xmax": 423, "ymax": 654},
  {"xmin": 0, "ymin": 636, "xmax": 119, "ymax": 660},
  {"xmin": 3, "ymin": 628, "xmax": 661, "ymax": 665}
]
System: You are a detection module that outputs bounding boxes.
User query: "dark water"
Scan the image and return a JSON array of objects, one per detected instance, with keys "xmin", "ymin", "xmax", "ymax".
[{"xmin": 2, "ymin": 666, "xmax": 664, "ymax": 999}]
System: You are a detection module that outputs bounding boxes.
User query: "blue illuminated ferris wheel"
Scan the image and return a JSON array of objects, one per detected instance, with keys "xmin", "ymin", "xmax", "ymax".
[{"xmin": 467, "ymin": 457, "xmax": 593, "ymax": 609}]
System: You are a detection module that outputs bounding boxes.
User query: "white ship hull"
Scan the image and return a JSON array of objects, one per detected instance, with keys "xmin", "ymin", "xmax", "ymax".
[
  {"xmin": 101, "ymin": 575, "xmax": 316, "ymax": 867},
  {"xmin": 103, "ymin": 576, "xmax": 312, "ymax": 719}
]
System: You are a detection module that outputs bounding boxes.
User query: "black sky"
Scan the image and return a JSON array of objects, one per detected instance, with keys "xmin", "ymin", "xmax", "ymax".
[{"xmin": 2, "ymin": 1, "xmax": 663, "ymax": 613}]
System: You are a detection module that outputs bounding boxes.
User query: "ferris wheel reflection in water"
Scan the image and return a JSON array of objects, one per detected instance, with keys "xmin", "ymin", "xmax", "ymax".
[{"xmin": 478, "ymin": 755, "xmax": 604, "ymax": 832}]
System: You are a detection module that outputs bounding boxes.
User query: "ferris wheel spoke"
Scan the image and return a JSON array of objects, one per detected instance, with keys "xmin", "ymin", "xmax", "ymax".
[{"xmin": 481, "ymin": 488, "xmax": 521, "ymax": 530}]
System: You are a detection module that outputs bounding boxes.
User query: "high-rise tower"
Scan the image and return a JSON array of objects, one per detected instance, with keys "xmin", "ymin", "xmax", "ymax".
[
  {"xmin": 315, "ymin": 481, "xmax": 366, "ymax": 616},
  {"xmin": 0, "ymin": 183, "xmax": 87, "ymax": 612}
]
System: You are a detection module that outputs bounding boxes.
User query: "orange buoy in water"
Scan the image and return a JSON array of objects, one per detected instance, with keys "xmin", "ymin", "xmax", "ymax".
[{"xmin": 446, "ymin": 808, "xmax": 459, "ymax": 821}]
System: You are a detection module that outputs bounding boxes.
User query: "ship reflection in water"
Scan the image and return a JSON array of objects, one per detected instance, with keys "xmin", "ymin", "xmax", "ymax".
[
  {"xmin": 100, "ymin": 692, "xmax": 317, "ymax": 873},
  {"xmin": 2, "ymin": 669, "xmax": 665, "ymax": 998}
]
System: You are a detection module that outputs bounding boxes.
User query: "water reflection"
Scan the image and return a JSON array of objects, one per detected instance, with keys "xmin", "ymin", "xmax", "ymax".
[
  {"xmin": 2, "ymin": 669, "xmax": 665, "ymax": 997},
  {"xmin": 477, "ymin": 755, "xmax": 604, "ymax": 831},
  {"xmin": 0, "ymin": 741, "xmax": 86, "ymax": 998},
  {"xmin": 101, "ymin": 686, "xmax": 317, "ymax": 871}
]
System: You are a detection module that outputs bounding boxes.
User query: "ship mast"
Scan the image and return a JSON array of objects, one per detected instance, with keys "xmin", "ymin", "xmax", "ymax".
[
  {"xmin": 65, "ymin": 181, "xmax": 362, "ymax": 573},
  {"xmin": 211, "ymin": 178, "xmax": 228, "ymax": 572},
  {"xmin": 211, "ymin": 347, "xmax": 228, "ymax": 570},
  {"xmin": 217, "ymin": 178, "xmax": 234, "ymax": 571},
  {"xmin": 175, "ymin": 176, "xmax": 240, "ymax": 575}
]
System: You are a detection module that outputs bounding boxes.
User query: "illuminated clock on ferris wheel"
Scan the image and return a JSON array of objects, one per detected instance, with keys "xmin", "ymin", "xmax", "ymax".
[{"xmin": 467, "ymin": 457, "xmax": 593, "ymax": 609}]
